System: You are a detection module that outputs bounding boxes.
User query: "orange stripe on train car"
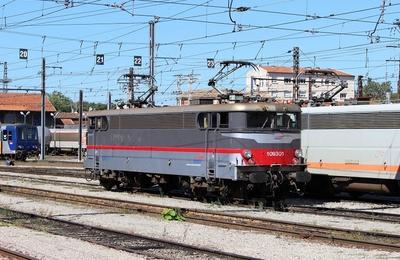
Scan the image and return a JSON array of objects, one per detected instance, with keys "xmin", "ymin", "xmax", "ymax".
[{"xmin": 307, "ymin": 162, "xmax": 400, "ymax": 173}]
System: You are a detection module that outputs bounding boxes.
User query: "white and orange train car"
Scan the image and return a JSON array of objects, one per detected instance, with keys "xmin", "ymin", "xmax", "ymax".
[{"xmin": 302, "ymin": 104, "xmax": 400, "ymax": 195}]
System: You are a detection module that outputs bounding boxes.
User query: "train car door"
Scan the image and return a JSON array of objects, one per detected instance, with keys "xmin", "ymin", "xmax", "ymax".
[
  {"xmin": 205, "ymin": 113, "xmax": 218, "ymax": 179},
  {"xmin": 86, "ymin": 117, "xmax": 99, "ymax": 170}
]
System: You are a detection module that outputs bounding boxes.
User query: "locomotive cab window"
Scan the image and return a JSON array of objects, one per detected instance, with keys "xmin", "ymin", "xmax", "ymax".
[
  {"xmin": 219, "ymin": 112, "xmax": 229, "ymax": 128},
  {"xmin": 8, "ymin": 131, "xmax": 12, "ymax": 141},
  {"xmin": 247, "ymin": 112, "xmax": 274, "ymax": 128},
  {"xmin": 276, "ymin": 113, "xmax": 298, "ymax": 129},
  {"xmin": 94, "ymin": 116, "xmax": 108, "ymax": 131},
  {"xmin": 198, "ymin": 113, "xmax": 208, "ymax": 128},
  {"xmin": 198, "ymin": 112, "xmax": 230, "ymax": 129},
  {"xmin": 246, "ymin": 112, "xmax": 299, "ymax": 129},
  {"xmin": 89, "ymin": 117, "xmax": 96, "ymax": 129}
]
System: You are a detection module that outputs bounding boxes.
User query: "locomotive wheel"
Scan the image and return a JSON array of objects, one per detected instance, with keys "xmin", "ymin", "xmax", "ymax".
[{"xmin": 100, "ymin": 178, "xmax": 118, "ymax": 191}]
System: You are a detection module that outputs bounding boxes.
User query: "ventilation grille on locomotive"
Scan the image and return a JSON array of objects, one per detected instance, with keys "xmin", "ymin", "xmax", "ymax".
[
  {"xmin": 110, "ymin": 113, "xmax": 197, "ymax": 129},
  {"xmin": 302, "ymin": 112, "xmax": 400, "ymax": 129}
]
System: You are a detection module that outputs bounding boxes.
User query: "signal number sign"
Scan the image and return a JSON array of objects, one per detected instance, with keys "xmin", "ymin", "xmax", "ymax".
[
  {"xmin": 96, "ymin": 54, "xmax": 104, "ymax": 65},
  {"xmin": 19, "ymin": 49, "xmax": 28, "ymax": 59},
  {"xmin": 207, "ymin": 58, "xmax": 215, "ymax": 68},
  {"xmin": 134, "ymin": 56, "xmax": 142, "ymax": 66}
]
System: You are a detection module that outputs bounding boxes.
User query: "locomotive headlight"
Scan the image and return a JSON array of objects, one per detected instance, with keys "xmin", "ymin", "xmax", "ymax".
[
  {"xmin": 242, "ymin": 150, "xmax": 253, "ymax": 159},
  {"xmin": 295, "ymin": 149, "xmax": 303, "ymax": 158}
]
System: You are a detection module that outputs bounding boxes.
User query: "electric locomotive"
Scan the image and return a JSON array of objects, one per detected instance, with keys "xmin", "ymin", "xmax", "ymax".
[
  {"xmin": 302, "ymin": 103, "xmax": 400, "ymax": 195},
  {"xmin": 84, "ymin": 103, "xmax": 308, "ymax": 208},
  {"xmin": 1, "ymin": 124, "xmax": 40, "ymax": 161}
]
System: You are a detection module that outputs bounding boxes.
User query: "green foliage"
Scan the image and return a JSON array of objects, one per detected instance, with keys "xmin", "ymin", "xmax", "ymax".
[
  {"xmin": 48, "ymin": 91, "xmax": 73, "ymax": 112},
  {"xmin": 363, "ymin": 78, "xmax": 392, "ymax": 100},
  {"xmin": 47, "ymin": 91, "xmax": 108, "ymax": 112},
  {"xmin": 83, "ymin": 101, "xmax": 107, "ymax": 111},
  {"xmin": 161, "ymin": 208, "xmax": 185, "ymax": 221}
]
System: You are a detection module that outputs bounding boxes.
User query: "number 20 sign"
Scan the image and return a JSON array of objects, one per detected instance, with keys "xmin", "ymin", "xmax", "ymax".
[{"xmin": 19, "ymin": 49, "xmax": 28, "ymax": 60}]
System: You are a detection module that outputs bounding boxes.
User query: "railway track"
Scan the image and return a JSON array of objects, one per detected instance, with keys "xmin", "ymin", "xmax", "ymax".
[
  {"xmin": 0, "ymin": 173, "xmax": 99, "ymax": 189},
  {"xmin": 0, "ymin": 207, "xmax": 249, "ymax": 260},
  {"xmin": 289, "ymin": 205, "xmax": 400, "ymax": 224},
  {"xmin": 0, "ymin": 184, "xmax": 399, "ymax": 252},
  {"xmin": 0, "ymin": 165, "xmax": 85, "ymax": 178},
  {"xmin": 0, "ymin": 245, "xmax": 36, "ymax": 260}
]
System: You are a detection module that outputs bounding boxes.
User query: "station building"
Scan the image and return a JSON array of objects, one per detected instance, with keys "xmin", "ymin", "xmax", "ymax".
[
  {"xmin": 245, "ymin": 66, "xmax": 355, "ymax": 102},
  {"xmin": 0, "ymin": 93, "xmax": 56, "ymax": 127}
]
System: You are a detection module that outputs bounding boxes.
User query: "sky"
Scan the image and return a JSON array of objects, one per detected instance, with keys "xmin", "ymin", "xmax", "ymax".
[{"xmin": 0, "ymin": 0, "xmax": 399, "ymax": 105}]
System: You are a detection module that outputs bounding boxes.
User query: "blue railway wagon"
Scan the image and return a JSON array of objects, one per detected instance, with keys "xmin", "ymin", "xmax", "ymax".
[{"xmin": 1, "ymin": 124, "xmax": 40, "ymax": 160}]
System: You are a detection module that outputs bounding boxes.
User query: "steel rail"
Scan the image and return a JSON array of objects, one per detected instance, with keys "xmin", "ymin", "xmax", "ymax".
[
  {"xmin": 0, "ymin": 184, "xmax": 399, "ymax": 252},
  {"xmin": 289, "ymin": 205, "xmax": 400, "ymax": 224},
  {"xmin": 0, "ymin": 207, "xmax": 252, "ymax": 260},
  {"xmin": 0, "ymin": 245, "xmax": 36, "ymax": 260},
  {"xmin": 0, "ymin": 173, "xmax": 99, "ymax": 189}
]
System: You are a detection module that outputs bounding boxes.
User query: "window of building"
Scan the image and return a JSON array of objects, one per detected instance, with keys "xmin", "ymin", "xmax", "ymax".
[
  {"xmin": 299, "ymin": 78, "xmax": 306, "ymax": 84},
  {"xmin": 324, "ymin": 79, "xmax": 330, "ymax": 85},
  {"xmin": 340, "ymin": 93, "xmax": 347, "ymax": 99},
  {"xmin": 299, "ymin": 90, "xmax": 307, "ymax": 98},
  {"xmin": 271, "ymin": 77, "xmax": 277, "ymax": 83},
  {"xmin": 284, "ymin": 78, "xmax": 292, "ymax": 84},
  {"xmin": 284, "ymin": 91, "xmax": 292, "ymax": 98}
]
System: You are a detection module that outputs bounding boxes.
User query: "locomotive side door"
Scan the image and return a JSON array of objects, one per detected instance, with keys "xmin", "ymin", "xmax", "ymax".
[
  {"xmin": 87, "ymin": 117, "xmax": 99, "ymax": 171},
  {"xmin": 205, "ymin": 113, "xmax": 218, "ymax": 179}
]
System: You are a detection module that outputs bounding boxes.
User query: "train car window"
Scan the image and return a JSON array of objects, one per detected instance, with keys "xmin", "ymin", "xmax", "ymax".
[
  {"xmin": 2, "ymin": 130, "xmax": 7, "ymax": 141},
  {"xmin": 211, "ymin": 113, "xmax": 218, "ymax": 128},
  {"xmin": 247, "ymin": 112, "xmax": 274, "ymax": 128},
  {"xmin": 219, "ymin": 113, "xmax": 229, "ymax": 128},
  {"xmin": 89, "ymin": 117, "xmax": 96, "ymax": 129},
  {"xmin": 18, "ymin": 128, "xmax": 25, "ymax": 140},
  {"xmin": 26, "ymin": 128, "xmax": 37, "ymax": 141},
  {"xmin": 100, "ymin": 116, "xmax": 108, "ymax": 130},
  {"xmin": 198, "ymin": 113, "xmax": 208, "ymax": 128},
  {"xmin": 96, "ymin": 117, "xmax": 102, "ymax": 130},
  {"xmin": 276, "ymin": 113, "xmax": 298, "ymax": 129}
]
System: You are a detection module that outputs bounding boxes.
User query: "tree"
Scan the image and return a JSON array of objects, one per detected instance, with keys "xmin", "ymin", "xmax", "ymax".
[
  {"xmin": 363, "ymin": 79, "xmax": 392, "ymax": 100},
  {"xmin": 48, "ymin": 91, "xmax": 73, "ymax": 112},
  {"xmin": 83, "ymin": 101, "xmax": 107, "ymax": 111}
]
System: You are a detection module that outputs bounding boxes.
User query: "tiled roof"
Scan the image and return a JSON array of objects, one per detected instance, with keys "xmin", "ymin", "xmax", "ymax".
[
  {"xmin": 56, "ymin": 112, "xmax": 79, "ymax": 119},
  {"xmin": 60, "ymin": 118, "xmax": 75, "ymax": 125},
  {"xmin": 259, "ymin": 66, "xmax": 354, "ymax": 77},
  {"xmin": 0, "ymin": 93, "xmax": 56, "ymax": 112}
]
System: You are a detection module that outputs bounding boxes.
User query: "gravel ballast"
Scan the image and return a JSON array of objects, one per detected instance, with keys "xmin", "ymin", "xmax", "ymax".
[{"xmin": 0, "ymin": 193, "xmax": 398, "ymax": 259}]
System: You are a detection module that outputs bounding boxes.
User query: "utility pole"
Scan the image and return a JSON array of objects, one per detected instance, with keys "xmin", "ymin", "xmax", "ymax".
[
  {"xmin": 357, "ymin": 75, "xmax": 364, "ymax": 98},
  {"xmin": 174, "ymin": 73, "xmax": 199, "ymax": 104},
  {"xmin": 78, "ymin": 90, "xmax": 83, "ymax": 161},
  {"xmin": 149, "ymin": 20, "xmax": 156, "ymax": 105},
  {"xmin": 107, "ymin": 91, "xmax": 112, "ymax": 110},
  {"xmin": 386, "ymin": 59, "xmax": 400, "ymax": 96},
  {"xmin": 128, "ymin": 67, "xmax": 134, "ymax": 103},
  {"xmin": 0, "ymin": 62, "xmax": 10, "ymax": 93},
  {"xmin": 292, "ymin": 47, "xmax": 300, "ymax": 102},
  {"xmin": 40, "ymin": 58, "xmax": 46, "ymax": 160}
]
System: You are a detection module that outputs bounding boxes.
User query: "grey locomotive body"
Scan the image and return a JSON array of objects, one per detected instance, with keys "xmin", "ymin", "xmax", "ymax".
[{"xmin": 84, "ymin": 103, "xmax": 307, "ymax": 207}]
